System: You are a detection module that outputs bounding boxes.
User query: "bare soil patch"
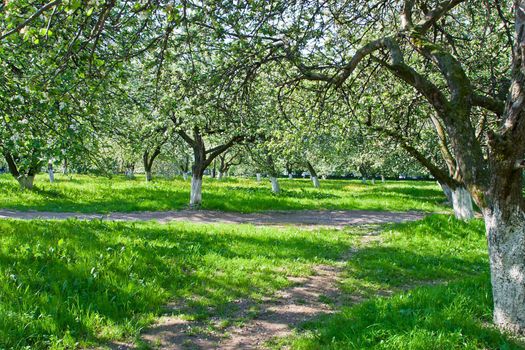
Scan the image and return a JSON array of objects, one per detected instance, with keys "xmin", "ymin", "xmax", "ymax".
[{"xmin": 0, "ymin": 209, "xmax": 424, "ymax": 227}]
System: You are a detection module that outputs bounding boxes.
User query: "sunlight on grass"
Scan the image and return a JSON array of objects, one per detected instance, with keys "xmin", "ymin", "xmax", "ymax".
[
  {"xmin": 0, "ymin": 174, "xmax": 448, "ymax": 213},
  {"xmin": 0, "ymin": 219, "xmax": 353, "ymax": 349},
  {"xmin": 280, "ymin": 216, "xmax": 523, "ymax": 349}
]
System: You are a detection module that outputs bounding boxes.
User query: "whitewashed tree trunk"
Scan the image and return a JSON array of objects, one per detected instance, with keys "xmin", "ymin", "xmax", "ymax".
[
  {"xmin": 145, "ymin": 171, "xmax": 152, "ymax": 182},
  {"xmin": 371, "ymin": 178, "xmax": 375, "ymax": 185},
  {"xmin": 485, "ymin": 208, "xmax": 525, "ymax": 334},
  {"xmin": 311, "ymin": 176, "xmax": 320, "ymax": 188},
  {"xmin": 190, "ymin": 174, "xmax": 203, "ymax": 208},
  {"xmin": 381, "ymin": 175, "xmax": 385, "ymax": 183},
  {"xmin": 270, "ymin": 177, "xmax": 280, "ymax": 193},
  {"xmin": 183, "ymin": 172, "xmax": 188, "ymax": 181},
  {"xmin": 361, "ymin": 177, "xmax": 367, "ymax": 184},
  {"xmin": 256, "ymin": 173, "xmax": 262, "ymax": 182},
  {"xmin": 48, "ymin": 168, "xmax": 54, "ymax": 183},
  {"xmin": 322, "ymin": 175, "xmax": 326, "ymax": 180},
  {"xmin": 218, "ymin": 171, "xmax": 223, "ymax": 180},
  {"xmin": 451, "ymin": 186, "xmax": 474, "ymax": 220},
  {"xmin": 288, "ymin": 173, "xmax": 293, "ymax": 179},
  {"xmin": 438, "ymin": 181, "xmax": 453, "ymax": 204},
  {"xmin": 17, "ymin": 175, "xmax": 35, "ymax": 190}
]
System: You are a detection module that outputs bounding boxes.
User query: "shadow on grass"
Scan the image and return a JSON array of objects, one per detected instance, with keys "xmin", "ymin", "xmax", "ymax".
[
  {"xmin": 340, "ymin": 215, "xmax": 488, "ymax": 298},
  {"xmin": 0, "ymin": 174, "xmax": 447, "ymax": 214},
  {"xmin": 0, "ymin": 219, "xmax": 351, "ymax": 349},
  {"xmin": 285, "ymin": 216, "xmax": 521, "ymax": 349},
  {"xmin": 292, "ymin": 275, "xmax": 523, "ymax": 349}
]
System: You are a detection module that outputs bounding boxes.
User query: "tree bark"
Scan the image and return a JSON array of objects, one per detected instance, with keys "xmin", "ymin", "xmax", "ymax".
[
  {"xmin": 189, "ymin": 142, "xmax": 206, "ymax": 208},
  {"xmin": 4, "ymin": 153, "xmax": 38, "ymax": 190},
  {"xmin": 438, "ymin": 181, "xmax": 453, "ymax": 204},
  {"xmin": 183, "ymin": 172, "xmax": 188, "ymax": 181},
  {"xmin": 306, "ymin": 161, "xmax": 320, "ymax": 188},
  {"xmin": 48, "ymin": 162, "xmax": 54, "ymax": 183},
  {"xmin": 256, "ymin": 173, "xmax": 262, "ymax": 182},
  {"xmin": 190, "ymin": 171, "xmax": 203, "ymax": 208},
  {"xmin": 218, "ymin": 171, "xmax": 223, "ymax": 180},
  {"xmin": 485, "ymin": 208, "xmax": 525, "ymax": 334},
  {"xmin": 17, "ymin": 175, "xmax": 35, "ymax": 190},
  {"xmin": 270, "ymin": 176, "xmax": 280, "ymax": 193},
  {"xmin": 451, "ymin": 186, "xmax": 474, "ymax": 220},
  {"xmin": 143, "ymin": 147, "xmax": 161, "ymax": 182}
]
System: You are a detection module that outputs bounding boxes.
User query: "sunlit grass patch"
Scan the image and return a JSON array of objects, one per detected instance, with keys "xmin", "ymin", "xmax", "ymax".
[
  {"xmin": 0, "ymin": 219, "xmax": 354, "ymax": 349},
  {"xmin": 280, "ymin": 216, "xmax": 524, "ymax": 349},
  {"xmin": 0, "ymin": 174, "xmax": 449, "ymax": 214}
]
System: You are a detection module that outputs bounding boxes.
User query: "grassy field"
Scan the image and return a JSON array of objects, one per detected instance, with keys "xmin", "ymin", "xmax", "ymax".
[
  {"xmin": 0, "ymin": 219, "xmax": 353, "ymax": 349},
  {"xmin": 1, "ymin": 174, "xmax": 514, "ymax": 349},
  {"xmin": 280, "ymin": 216, "xmax": 523, "ymax": 349},
  {"xmin": 0, "ymin": 174, "xmax": 448, "ymax": 213},
  {"xmin": 0, "ymin": 215, "xmax": 520, "ymax": 349}
]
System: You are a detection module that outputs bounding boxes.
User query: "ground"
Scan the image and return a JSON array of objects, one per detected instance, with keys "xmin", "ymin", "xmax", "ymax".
[
  {"xmin": 0, "ymin": 174, "xmax": 447, "ymax": 213},
  {"xmin": 0, "ymin": 174, "xmax": 521, "ymax": 349}
]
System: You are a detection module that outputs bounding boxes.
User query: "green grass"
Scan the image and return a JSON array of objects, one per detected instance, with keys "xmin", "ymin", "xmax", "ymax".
[
  {"xmin": 282, "ymin": 216, "xmax": 524, "ymax": 349},
  {"xmin": 0, "ymin": 174, "xmax": 448, "ymax": 213},
  {"xmin": 0, "ymin": 219, "xmax": 353, "ymax": 349}
]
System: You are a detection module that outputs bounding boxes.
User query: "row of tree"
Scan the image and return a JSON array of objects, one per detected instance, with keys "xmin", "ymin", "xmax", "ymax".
[{"xmin": 1, "ymin": 0, "xmax": 524, "ymax": 335}]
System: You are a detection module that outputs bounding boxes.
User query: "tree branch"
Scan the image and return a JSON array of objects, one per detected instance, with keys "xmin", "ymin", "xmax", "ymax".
[{"xmin": 0, "ymin": 0, "xmax": 62, "ymax": 41}]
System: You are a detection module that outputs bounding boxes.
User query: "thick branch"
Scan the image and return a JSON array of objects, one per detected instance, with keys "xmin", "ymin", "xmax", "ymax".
[
  {"xmin": 414, "ymin": 0, "xmax": 467, "ymax": 34},
  {"xmin": 204, "ymin": 136, "xmax": 244, "ymax": 167},
  {"xmin": 4, "ymin": 153, "xmax": 20, "ymax": 178},
  {"xmin": 472, "ymin": 93, "xmax": 505, "ymax": 116}
]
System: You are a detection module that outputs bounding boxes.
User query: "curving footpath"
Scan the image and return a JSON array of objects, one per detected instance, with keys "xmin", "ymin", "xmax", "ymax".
[{"xmin": 0, "ymin": 209, "xmax": 425, "ymax": 227}]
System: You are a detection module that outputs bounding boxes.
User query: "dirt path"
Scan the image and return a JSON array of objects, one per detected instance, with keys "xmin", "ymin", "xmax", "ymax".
[
  {"xmin": 107, "ymin": 230, "xmax": 384, "ymax": 350},
  {"xmin": 0, "ymin": 209, "xmax": 424, "ymax": 227}
]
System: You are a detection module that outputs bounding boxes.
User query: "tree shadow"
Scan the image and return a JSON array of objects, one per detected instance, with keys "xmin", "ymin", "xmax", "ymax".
[
  {"xmin": 0, "ymin": 219, "xmax": 351, "ymax": 348},
  {"xmin": 293, "ymin": 274, "xmax": 523, "ymax": 349}
]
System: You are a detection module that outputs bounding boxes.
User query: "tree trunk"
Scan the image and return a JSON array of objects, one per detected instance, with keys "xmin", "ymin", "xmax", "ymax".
[
  {"xmin": 371, "ymin": 178, "xmax": 376, "ymax": 185},
  {"xmin": 190, "ymin": 172, "xmax": 203, "ymax": 208},
  {"xmin": 48, "ymin": 168, "xmax": 54, "ymax": 183},
  {"xmin": 270, "ymin": 176, "xmax": 280, "ymax": 193},
  {"xmin": 306, "ymin": 161, "xmax": 320, "ymax": 188},
  {"xmin": 126, "ymin": 164, "xmax": 135, "ymax": 178},
  {"xmin": 218, "ymin": 171, "xmax": 223, "ymax": 180},
  {"xmin": 48, "ymin": 162, "xmax": 54, "ymax": 183},
  {"xmin": 143, "ymin": 147, "xmax": 162, "ymax": 183},
  {"xmin": 361, "ymin": 177, "xmax": 367, "ymax": 184},
  {"xmin": 256, "ymin": 173, "xmax": 262, "ymax": 182},
  {"xmin": 17, "ymin": 175, "xmax": 35, "ymax": 190},
  {"xmin": 484, "ymin": 208, "xmax": 525, "ymax": 334},
  {"xmin": 211, "ymin": 160, "xmax": 216, "ymax": 178},
  {"xmin": 62, "ymin": 158, "xmax": 68, "ymax": 175},
  {"xmin": 438, "ymin": 181, "xmax": 453, "ymax": 204},
  {"xmin": 381, "ymin": 175, "xmax": 385, "ymax": 183},
  {"xmin": 145, "ymin": 170, "xmax": 152, "ymax": 182},
  {"xmin": 288, "ymin": 173, "xmax": 293, "ymax": 179},
  {"xmin": 451, "ymin": 186, "xmax": 474, "ymax": 220},
  {"xmin": 183, "ymin": 172, "xmax": 188, "ymax": 181}
]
